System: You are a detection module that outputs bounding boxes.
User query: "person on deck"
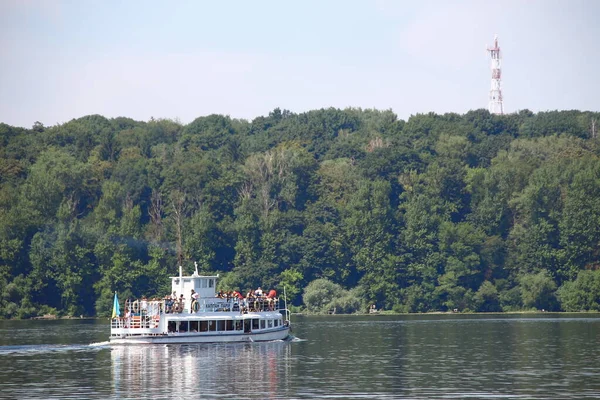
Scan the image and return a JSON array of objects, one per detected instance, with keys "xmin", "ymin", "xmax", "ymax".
[
  {"xmin": 266, "ymin": 289, "xmax": 277, "ymax": 311},
  {"xmin": 124, "ymin": 308, "xmax": 131, "ymax": 327},
  {"xmin": 245, "ymin": 291, "xmax": 254, "ymax": 310},
  {"xmin": 165, "ymin": 295, "xmax": 173, "ymax": 313},
  {"xmin": 140, "ymin": 296, "xmax": 148, "ymax": 315},
  {"xmin": 190, "ymin": 289, "xmax": 199, "ymax": 312},
  {"xmin": 233, "ymin": 290, "xmax": 244, "ymax": 300}
]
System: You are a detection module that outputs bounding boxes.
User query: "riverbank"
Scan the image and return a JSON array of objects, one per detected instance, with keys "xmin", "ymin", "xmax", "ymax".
[
  {"xmin": 0, "ymin": 309, "xmax": 596, "ymax": 321},
  {"xmin": 291, "ymin": 310, "xmax": 600, "ymax": 316},
  {"xmin": 30, "ymin": 314, "xmax": 92, "ymax": 320}
]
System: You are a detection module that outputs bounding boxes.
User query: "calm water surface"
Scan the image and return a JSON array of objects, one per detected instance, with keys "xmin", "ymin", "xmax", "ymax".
[{"xmin": 1, "ymin": 314, "xmax": 599, "ymax": 399}]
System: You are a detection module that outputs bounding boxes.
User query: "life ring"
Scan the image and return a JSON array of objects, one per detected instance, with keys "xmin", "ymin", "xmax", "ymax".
[
  {"xmin": 191, "ymin": 300, "xmax": 200, "ymax": 312},
  {"xmin": 132, "ymin": 300, "xmax": 140, "ymax": 313}
]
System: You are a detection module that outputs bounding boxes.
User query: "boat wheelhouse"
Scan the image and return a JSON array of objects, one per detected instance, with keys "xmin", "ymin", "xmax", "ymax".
[{"xmin": 110, "ymin": 266, "xmax": 291, "ymax": 344}]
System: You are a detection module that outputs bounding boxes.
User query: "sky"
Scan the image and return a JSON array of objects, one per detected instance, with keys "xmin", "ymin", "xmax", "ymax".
[{"xmin": 1, "ymin": 0, "xmax": 598, "ymax": 128}]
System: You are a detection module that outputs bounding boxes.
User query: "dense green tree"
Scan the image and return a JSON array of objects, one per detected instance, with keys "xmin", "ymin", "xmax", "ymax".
[
  {"xmin": 557, "ymin": 270, "xmax": 600, "ymax": 311},
  {"xmin": 519, "ymin": 271, "xmax": 558, "ymax": 311},
  {"xmin": 1, "ymin": 108, "xmax": 600, "ymax": 317},
  {"xmin": 473, "ymin": 280, "xmax": 502, "ymax": 312},
  {"xmin": 558, "ymin": 159, "xmax": 600, "ymax": 280},
  {"xmin": 303, "ymin": 278, "xmax": 352, "ymax": 313}
]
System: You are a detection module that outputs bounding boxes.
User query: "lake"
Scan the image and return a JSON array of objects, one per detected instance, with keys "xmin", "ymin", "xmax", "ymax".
[{"xmin": 1, "ymin": 313, "xmax": 599, "ymax": 399}]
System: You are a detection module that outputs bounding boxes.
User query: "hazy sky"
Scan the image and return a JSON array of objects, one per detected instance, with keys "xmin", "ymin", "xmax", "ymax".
[{"xmin": 1, "ymin": 0, "xmax": 598, "ymax": 128}]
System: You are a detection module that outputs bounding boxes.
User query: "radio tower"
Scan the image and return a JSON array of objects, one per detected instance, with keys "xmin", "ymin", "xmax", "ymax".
[{"xmin": 487, "ymin": 34, "xmax": 504, "ymax": 114}]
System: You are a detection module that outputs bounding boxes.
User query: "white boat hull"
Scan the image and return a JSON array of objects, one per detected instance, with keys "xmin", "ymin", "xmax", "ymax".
[{"xmin": 110, "ymin": 326, "xmax": 290, "ymax": 345}]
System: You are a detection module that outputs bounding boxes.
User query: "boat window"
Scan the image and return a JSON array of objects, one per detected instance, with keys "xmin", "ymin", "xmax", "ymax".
[
  {"xmin": 217, "ymin": 320, "xmax": 225, "ymax": 331},
  {"xmin": 226, "ymin": 320, "xmax": 234, "ymax": 331},
  {"xmin": 268, "ymin": 319, "xmax": 273, "ymax": 328},
  {"xmin": 252, "ymin": 319, "xmax": 259, "ymax": 330},
  {"xmin": 208, "ymin": 279, "xmax": 214, "ymax": 288},
  {"xmin": 200, "ymin": 321, "xmax": 208, "ymax": 332},
  {"xmin": 235, "ymin": 320, "xmax": 243, "ymax": 331},
  {"xmin": 260, "ymin": 319, "xmax": 266, "ymax": 329},
  {"xmin": 190, "ymin": 321, "xmax": 199, "ymax": 332},
  {"xmin": 179, "ymin": 321, "xmax": 188, "ymax": 333},
  {"xmin": 274, "ymin": 319, "xmax": 278, "ymax": 327},
  {"xmin": 201, "ymin": 279, "xmax": 207, "ymax": 288},
  {"xmin": 209, "ymin": 320, "xmax": 216, "ymax": 331}
]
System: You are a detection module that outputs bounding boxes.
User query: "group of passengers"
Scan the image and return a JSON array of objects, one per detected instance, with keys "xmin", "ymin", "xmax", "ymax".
[
  {"xmin": 137, "ymin": 286, "xmax": 279, "ymax": 315},
  {"xmin": 163, "ymin": 291, "xmax": 186, "ymax": 313},
  {"xmin": 239, "ymin": 287, "xmax": 278, "ymax": 312},
  {"xmin": 214, "ymin": 287, "xmax": 277, "ymax": 300}
]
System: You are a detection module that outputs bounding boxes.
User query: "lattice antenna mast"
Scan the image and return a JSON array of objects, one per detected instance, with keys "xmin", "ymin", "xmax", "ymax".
[{"xmin": 487, "ymin": 34, "xmax": 504, "ymax": 115}]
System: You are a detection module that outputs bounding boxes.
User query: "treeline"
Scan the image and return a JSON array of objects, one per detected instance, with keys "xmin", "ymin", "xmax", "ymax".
[{"xmin": 1, "ymin": 108, "xmax": 600, "ymax": 318}]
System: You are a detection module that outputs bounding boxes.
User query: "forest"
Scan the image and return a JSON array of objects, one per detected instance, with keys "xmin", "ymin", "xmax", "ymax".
[{"xmin": 1, "ymin": 108, "xmax": 600, "ymax": 318}]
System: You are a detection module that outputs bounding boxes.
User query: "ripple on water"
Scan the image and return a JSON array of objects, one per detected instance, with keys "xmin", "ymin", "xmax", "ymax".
[
  {"xmin": 2, "ymin": 315, "xmax": 600, "ymax": 399},
  {"xmin": 0, "ymin": 343, "xmax": 106, "ymax": 356}
]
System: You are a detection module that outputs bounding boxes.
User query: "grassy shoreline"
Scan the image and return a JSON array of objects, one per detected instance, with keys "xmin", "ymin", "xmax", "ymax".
[
  {"xmin": 0, "ymin": 310, "xmax": 596, "ymax": 321},
  {"xmin": 291, "ymin": 310, "xmax": 600, "ymax": 316}
]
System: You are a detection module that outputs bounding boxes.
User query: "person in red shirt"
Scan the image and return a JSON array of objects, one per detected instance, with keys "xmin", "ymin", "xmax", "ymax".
[{"xmin": 233, "ymin": 290, "xmax": 244, "ymax": 300}]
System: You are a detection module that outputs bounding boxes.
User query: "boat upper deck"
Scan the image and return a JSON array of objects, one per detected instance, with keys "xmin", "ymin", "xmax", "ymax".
[{"xmin": 124, "ymin": 294, "xmax": 282, "ymax": 316}]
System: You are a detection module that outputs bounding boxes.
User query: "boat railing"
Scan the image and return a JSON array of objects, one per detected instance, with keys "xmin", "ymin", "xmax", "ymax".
[
  {"xmin": 111, "ymin": 314, "xmax": 160, "ymax": 330},
  {"xmin": 123, "ymin": 299, "xmax": 164, "ymax": 316},
  {"xmin": 117, "ymin": 296, "xmax": 284, "ymax": 317},
  {"xmin": 168, "ymin": 296, "xmax": 282, "ymax": 313}
]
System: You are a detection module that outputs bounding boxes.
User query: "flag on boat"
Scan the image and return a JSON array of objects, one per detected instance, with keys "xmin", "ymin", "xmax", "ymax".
[{"xmin": 112, "ymin": 292, "xmax": 120, "ymax": 319}]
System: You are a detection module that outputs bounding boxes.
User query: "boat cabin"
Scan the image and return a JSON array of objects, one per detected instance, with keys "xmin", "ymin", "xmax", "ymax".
[{"xmin": 171, "ymin": 263, "xmax": 217, "ymax": 299}]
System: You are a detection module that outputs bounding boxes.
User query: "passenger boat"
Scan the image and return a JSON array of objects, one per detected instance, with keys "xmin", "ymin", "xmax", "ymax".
[{"xmin": 109, "ymin": 265, "xmax": 291, "ymax": 344}]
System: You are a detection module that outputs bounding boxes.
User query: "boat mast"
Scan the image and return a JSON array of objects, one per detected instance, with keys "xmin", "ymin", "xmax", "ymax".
[{"xmin": 283, "ymin": 285, "xmax": 290, "ymax": 325}]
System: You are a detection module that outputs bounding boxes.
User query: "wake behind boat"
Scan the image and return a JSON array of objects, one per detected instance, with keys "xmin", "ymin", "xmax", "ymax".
[{"xmin": 110, "ymin": 265, "xmax": 291, "ymax": 344}]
